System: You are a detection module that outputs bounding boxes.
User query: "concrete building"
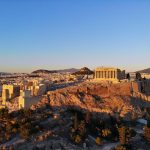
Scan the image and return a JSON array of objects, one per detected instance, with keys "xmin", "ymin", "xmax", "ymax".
[
  {"xmin": 141, "ymin": 73, "xmax": 150, "ymax": 79},
  {"xmin": 28, "ymin": 83, "xmax": 46, "ymax": 96},
  {"xmin": 2, "ymin": 84, "xmax": 20, "ymax": 105},
  {"xmin": 36, "ymin": 84, "xmax": 46, "ymax": 96},
  {"xmin": 19, "ymin": 90, "xmax": 40, "ymax": 109},
  {"xmin": 94, "ymin": 67, "xmax": 125, "ymax": 82}
]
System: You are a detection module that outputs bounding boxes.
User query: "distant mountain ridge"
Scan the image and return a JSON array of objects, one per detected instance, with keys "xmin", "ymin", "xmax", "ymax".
[
  {"xmin": 32, "ymin": 68, "xmax": 79, "ymax": 74},
  {"xmin": 0, "ymin": 72, "xmax": 12, "ymax": 76},
  {"xmin": 72, "ymin": 67, "xmax": 94, "ymax": 75},
  {"xmin": 136, "ymin": 68, "xmax": 150, "ymax": 73}
]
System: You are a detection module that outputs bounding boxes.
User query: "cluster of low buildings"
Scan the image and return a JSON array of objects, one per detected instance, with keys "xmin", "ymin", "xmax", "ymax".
[
  {"xmin": 0, "ymin": 72, "xmax": 79, "ymax": 110},
  {"xmin": 0, "ymin": 79, "xmax": 48, "ymax": 110}
]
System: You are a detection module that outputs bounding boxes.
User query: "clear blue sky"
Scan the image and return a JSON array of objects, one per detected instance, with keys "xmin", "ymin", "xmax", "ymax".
[{"xmin": 0, "ymin": 0, "xmax": 150, "ymax": 73}]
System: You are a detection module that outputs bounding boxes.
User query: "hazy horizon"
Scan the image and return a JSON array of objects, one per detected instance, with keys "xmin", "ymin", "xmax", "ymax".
[
  {"xmin": 0, "ymin": 65, "xmax": 149, "ymax": 74},
  {"xmin": 0, "ymin": 0, "xmax": 150, "ymax": 73}
]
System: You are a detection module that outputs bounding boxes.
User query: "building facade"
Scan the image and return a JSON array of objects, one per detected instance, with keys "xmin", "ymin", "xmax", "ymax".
[
  {"xmin": 94, "ymin": 67, "xmax": 125, "ymax": 82},
  {"xmin": 2, "ymin": 84, "xmax": 20, "ymax": 105},
  {"xmin": 19, "ymin": 90, "xmax": 40, "ymax": 109}
]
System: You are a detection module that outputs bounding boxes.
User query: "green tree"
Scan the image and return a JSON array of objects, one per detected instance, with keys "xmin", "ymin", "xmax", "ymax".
[
  {"xmin": 78, "ymin": 120, "xmax": 86, "ymax": 136},
  {"xmin": 20, "ymin": 128, "xmax": 30, "ymax": 139},
  {"xmin": 0, "ymin": 108, "xmax": 9, "ymax": 118},
  {"xmin": 6, "ymin": 122, "xmax": 13, "ymax": 133},
  {"xmin": 114, "ymin": 145, "xmax": 127, "ymax": 150},
  {"xmin": 126, "ymin": 73, "xmax": 130, "ymax": 80},
  {"xmin": 144, "ymin": 125, "xmax": 150, "ymax": 142},
  {"xmin": 5, "ymin": 132, "xmax": 11, "ymax": 141},
  {"xmin": 136, "ymin": 72, "xmax": 142, "ymax": 80},
  {"xmin": 74, "ymin": 113, "xmax": 78, "ymax": 130},
  {"xmin": 118, "ymin": 126, "xmax": 132, "ymax": 145}
]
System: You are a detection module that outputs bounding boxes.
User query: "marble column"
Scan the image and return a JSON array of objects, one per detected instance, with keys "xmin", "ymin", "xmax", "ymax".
[
  {"xmin": 108, "ymin": 71, "xmax": 109, "ymax": 78},
  {"xmin": 109, "ymin": 71, "xmax": 111, "ymax": 78},
  {"xmin": 114, "ymin": 71, "xmax": 116, "ymax": 79},
  {"xmin": 113, "ymin": 71, "xmax": 115, "ymax": 78}
]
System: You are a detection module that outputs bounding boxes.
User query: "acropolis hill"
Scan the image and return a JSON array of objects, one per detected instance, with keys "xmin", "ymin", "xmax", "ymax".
[{"xmin": 47, "ymin": 81, "xmax": 150, "ymax": 119}]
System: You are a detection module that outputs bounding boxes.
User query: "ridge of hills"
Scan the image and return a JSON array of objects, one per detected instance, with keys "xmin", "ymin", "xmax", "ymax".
[
  {"xmin": 32, "ymin": 68, "xmax": 79, "ymax": 74},
  {"xmin": 72, "ymin": 67, "xmax": 94, "ymax": 75},
  {"xmin": 136, "ymin": 68, "xmax": 150, "ymax": 73}
]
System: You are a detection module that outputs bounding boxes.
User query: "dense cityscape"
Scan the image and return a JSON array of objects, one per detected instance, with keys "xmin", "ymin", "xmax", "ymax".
[{"xmin": 0, "ymin": 67, "xmax": 150, "ymax": 150}]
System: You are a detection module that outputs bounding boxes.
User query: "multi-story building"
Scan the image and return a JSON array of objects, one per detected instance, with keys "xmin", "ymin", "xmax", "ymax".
[
  {"xmin": 2, "ymin": 84, "xmax": 20, "ymax": 105},
  {"xmin": 19, "ymin": 90, "xmax": 40, "ymax": 109}
]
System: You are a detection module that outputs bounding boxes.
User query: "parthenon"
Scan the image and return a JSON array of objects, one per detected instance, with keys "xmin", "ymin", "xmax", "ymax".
[{"xmin": 95, "ymin": 67, "xmax": 125, "ymax": 82}]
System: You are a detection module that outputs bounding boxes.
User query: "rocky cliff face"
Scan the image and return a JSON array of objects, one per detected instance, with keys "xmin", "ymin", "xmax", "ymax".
[{"xmin": 47, "ymin": 82, "xmax": 150, "ymax": 120}]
